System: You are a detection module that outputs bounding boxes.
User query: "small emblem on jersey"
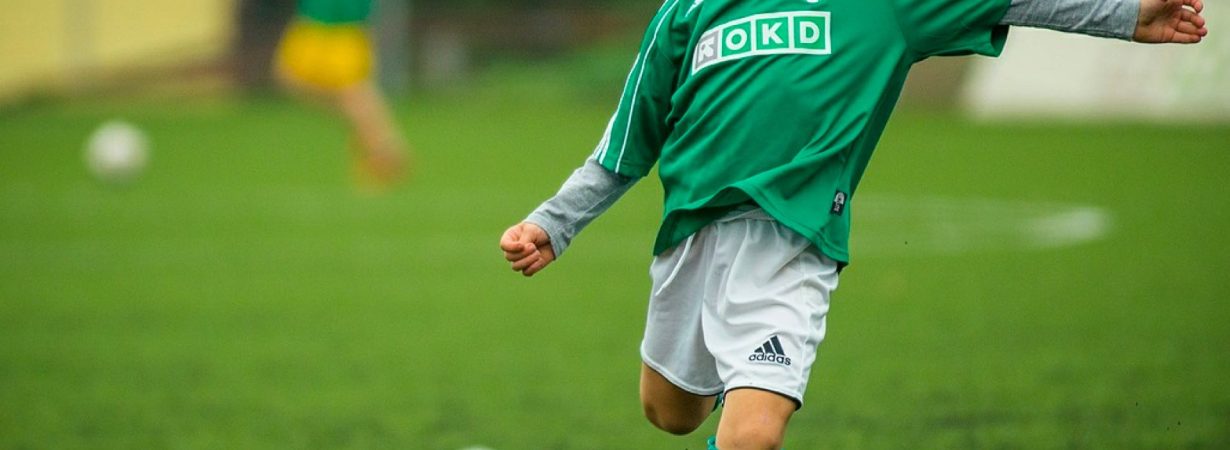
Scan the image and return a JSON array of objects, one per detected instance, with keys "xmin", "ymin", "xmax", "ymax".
[
  {"xmin": 748, "ymin": 336, "xmax": 792, "ymax": 366},
  {"xmin": 693, "ymin": 11, "xmax": 832, "ymax": 74},
  {"xmin": 831, "ymin": 191, "xmax": 847, "ymax": 215}
]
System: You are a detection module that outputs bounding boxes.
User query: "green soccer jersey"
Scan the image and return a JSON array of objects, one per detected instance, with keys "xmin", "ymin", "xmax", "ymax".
[
  {"xmin": 297, "ymin": 0, "xmax": 372, "ymax": 24},
  {"xmin": 594, "ymin": 0, "xmax": 1011, "ymax": 264}
]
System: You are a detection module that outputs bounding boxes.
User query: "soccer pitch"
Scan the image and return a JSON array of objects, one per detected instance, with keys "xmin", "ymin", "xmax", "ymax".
[{"xmin": 1, "ymin": 73, "xmax": 1228, "ymax": 449}]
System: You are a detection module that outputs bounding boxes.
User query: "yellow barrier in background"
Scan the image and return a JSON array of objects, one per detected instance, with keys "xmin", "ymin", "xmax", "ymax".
[{"xmin": 1, "ymin": 0, "xmax": 235, "ymax": 103}]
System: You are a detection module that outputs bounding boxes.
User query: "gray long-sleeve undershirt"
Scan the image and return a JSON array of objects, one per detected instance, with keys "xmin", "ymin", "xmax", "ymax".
[
  {"xmin": 1003, "ymin": 0, "xmax": 1139, "ymax": 40},
  {"xmin": 525, "ymin": 158, "xmax": 637, "ymax": 257},
  {"xmin": 524, "ymin": 0, "xmax": 1140, "ymax": 257}
]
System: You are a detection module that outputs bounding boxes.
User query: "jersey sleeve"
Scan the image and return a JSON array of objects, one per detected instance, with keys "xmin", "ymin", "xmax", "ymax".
[
  {"xmin": 893, "ymin": 0, "xmax": 1013, "ymax": 59},
  {"xmin": 594, "ymin": 0, "xmax": 687, "ymax": 178}
]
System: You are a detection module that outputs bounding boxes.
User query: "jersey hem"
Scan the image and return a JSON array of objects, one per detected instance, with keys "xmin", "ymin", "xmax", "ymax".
[
  {"xmin": 742, "ymin": 188, "xmax": 851, "ymax": 265},
  {"xmin": 651, "ymin": 186, "xmax": 852, "ymax": 266}
]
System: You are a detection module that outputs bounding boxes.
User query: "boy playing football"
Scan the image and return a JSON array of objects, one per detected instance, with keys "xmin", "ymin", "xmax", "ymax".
[{"xmin": 501, "ymin": 0, "xmax": 1207, "ymax": 448}]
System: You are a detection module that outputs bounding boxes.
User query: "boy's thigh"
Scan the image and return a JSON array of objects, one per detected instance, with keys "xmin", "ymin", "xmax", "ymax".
[{"xmin": 716, "ymin": 388, "xmax": 797, "ymax": 448}]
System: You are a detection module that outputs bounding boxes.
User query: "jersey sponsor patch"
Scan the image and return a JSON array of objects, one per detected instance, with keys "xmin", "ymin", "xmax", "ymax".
[{"xmin": 692, "ymin": 11, "xmax": 832, "ymax": 74}]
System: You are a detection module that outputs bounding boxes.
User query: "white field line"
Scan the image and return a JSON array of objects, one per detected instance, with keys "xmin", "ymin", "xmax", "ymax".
[{"xmin": 851, "ymin": 195, "xmax": 1114, "ymax": 258}]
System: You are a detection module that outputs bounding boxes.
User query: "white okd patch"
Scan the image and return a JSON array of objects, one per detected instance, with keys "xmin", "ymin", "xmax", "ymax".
[{"xmin": 692, "ymin": 11, "xmax": 832, "ymax": 74}]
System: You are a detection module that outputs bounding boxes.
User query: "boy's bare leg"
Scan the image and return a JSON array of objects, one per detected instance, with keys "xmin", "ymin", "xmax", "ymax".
[
  {"xmin": 640, "ymin": 364, "xmax": 717, "ymax": 435},
  {"xmin": 714, "ymin": 388, "xmax": 796, "ymax": 450},
  {"xmin": 337, "ymin": 82, "xmax": 408, "ymax": 186}
]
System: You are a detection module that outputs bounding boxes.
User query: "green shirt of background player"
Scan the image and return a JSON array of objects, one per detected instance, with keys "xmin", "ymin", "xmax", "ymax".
[
  {"xmin": 296, "ymin": 0, "xmax": 373, "ymax": 24},
  {"xmin": 501, "ymin": 0, "xmax": 1207, "ymax": 449},
  {"xmin": 275, "ymin": 0, "xmax": 409, "ymax": 191}
]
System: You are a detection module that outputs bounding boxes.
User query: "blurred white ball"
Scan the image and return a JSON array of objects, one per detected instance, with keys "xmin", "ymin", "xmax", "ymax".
[{"xmin": 85, "ymin": 120, "xmax": 148, "ymax": 183}]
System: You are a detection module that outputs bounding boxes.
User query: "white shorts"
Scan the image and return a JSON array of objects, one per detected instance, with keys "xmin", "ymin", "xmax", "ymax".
[{"xmin": 640, "ymin": 207, "xmax": 839, "ymax": 407}]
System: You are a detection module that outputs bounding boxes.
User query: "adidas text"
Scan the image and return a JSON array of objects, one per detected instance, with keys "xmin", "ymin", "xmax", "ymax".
[{"xmin": 748, "ymin": 353, "xmax": 792, "ymax": 366}]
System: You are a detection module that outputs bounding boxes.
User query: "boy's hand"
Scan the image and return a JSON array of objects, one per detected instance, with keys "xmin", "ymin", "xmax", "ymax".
[
  {"xmin": 1135, "ymin": 0, "xmax": 1208, "ymax": 43},
  {"xmin": 500, "ymin": 222, "xmax": 556, "ymax": 277}
]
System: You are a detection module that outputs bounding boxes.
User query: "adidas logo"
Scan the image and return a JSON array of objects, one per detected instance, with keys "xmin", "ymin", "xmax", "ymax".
[{"xmin": 748, "ymin": 336, "xmax": 792, "ymax": 366}]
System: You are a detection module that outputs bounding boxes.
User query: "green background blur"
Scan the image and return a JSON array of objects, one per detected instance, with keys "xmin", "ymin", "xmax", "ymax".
[{"xmin": 3, "ymin": 1, "xmax": 1230, "ymax": 449}]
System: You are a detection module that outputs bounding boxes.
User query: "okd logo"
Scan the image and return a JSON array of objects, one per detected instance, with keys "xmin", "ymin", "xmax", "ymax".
[{"xmin": 693, "ymin": 11, "xmax": 832, "ymax": 74}]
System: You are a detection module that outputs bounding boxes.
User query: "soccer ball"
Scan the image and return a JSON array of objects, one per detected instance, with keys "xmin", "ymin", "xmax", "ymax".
[{"xmin": 85, "ymin": 120, "xmax": 149, "ymax": 183}]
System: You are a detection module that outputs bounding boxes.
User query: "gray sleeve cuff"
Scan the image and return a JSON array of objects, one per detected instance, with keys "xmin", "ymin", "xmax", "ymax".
[
  {"xmin": 1002, "ymin": 0, "xmax": 1139, "ymax": 41},
  {"xmin": 524, "ymin": 158, "xmax": 638, "ymax": 258}
]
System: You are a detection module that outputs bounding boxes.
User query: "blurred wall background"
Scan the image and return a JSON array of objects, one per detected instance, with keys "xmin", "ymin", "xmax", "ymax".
[
  {"xmin": 0, "ymin": 0, "xmax": 235, "ymax": 104},
  {"xmin": 2, "ymin": 0, "xmax": 1225, "ymax": 121},
  {"xmin": 964, "ymin": 4, "xmax": 1229, "ymax": 122},
  {"xmin": 1, "ymin": 0, "xmax": 643, "ymax": 105}
]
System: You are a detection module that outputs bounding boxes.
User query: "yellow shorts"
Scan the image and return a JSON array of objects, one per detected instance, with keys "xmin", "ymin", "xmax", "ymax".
[{"xmin": 274, "ymin": 19, "xmax": 374, "ymax": 91}]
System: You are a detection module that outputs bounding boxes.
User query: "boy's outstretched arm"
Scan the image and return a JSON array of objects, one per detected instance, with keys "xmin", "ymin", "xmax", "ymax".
[
  {"xmin": 1001, "ymin": 0, "xmax": 1207, "ymax": 42},
  {"xmin": 1134, "ymin": 0, "xmax": 1207, "ymax": 43},
  {"xmin": 501, "ymin": 1, "xmax": 684, "ymax": 277},
  {"xmin": 500, "ymin": 159, "xmax": 638, "ymax": 277}
]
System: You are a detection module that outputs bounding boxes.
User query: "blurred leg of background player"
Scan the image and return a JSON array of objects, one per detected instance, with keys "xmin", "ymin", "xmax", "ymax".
[{"xmin": 274, "ymin": 0, "xmax": 408, "ymax": 191}]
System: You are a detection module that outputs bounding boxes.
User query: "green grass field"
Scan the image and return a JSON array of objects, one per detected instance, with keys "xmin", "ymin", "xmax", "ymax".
[{"xmin": 2, "ymin": 66, "xmax": 1229, "ymax": 449}]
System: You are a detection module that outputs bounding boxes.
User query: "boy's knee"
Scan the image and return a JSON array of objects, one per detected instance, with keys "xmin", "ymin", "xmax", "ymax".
[
  {"xmin": 638, "ymin": 365, "xmax": 715, "ymax": 435},
  {"xmin": 642, "ymin": 400, "xmax": 705, "ymax": 435}
]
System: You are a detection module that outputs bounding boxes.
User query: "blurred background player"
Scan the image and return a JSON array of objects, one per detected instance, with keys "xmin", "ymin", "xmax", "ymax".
[{"xmin": 275, "ymin": 0, "xmax": 409, "ymax": 190}]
